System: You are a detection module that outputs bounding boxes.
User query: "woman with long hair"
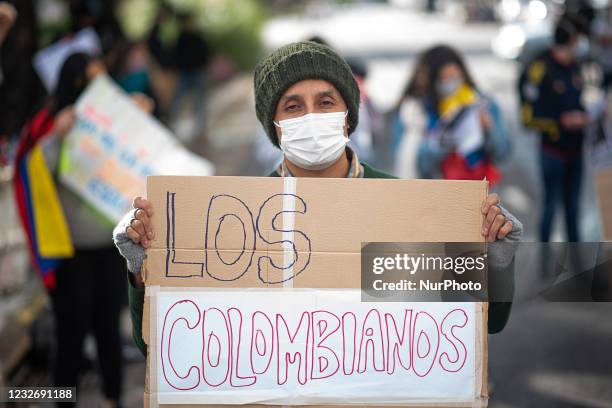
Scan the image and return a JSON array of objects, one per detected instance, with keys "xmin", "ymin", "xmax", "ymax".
[{"xmin": 394, "ymin": 45, "xmax": 511, "ymax": 186}]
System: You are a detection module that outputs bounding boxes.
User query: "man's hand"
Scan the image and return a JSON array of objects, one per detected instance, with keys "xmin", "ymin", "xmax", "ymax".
[
  {"xmin": 481, "ymin": 193, "xmax": 513, "ymax": 242},
  {"xmin": 126, "ymin": 196, "xmax": 155, "ymax": 248},
  {"xmin": 53, "ymin": 107, "xmax": 76, "ymax": 138}
]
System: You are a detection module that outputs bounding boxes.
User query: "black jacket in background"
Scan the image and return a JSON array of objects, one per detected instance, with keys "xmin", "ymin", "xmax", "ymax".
[{"xmin": 175, "ymin": 30, "xmax": 211, "ymax": 71}]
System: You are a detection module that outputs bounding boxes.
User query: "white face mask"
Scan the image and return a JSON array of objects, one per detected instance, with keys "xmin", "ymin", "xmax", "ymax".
[
  {"xmin": 436, "ymin": 77, "xmax": 462, "ymax": 97},
  {"xmin": 274, "ymin": 111, "xmax": 349, "ymax": 171}
]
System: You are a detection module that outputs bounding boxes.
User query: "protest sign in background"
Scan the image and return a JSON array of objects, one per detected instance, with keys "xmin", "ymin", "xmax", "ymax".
[
  {"xmin": 59, "ymin": 76, "xmax": 214, "ymax": 222},
  {"xmin": 33, "ymin": 28, "xmax": 102, "ymax": 93}
]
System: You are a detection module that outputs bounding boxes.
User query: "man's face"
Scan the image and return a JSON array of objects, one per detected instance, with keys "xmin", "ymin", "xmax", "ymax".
[
  {"xmin": 273, "ymin": 79, "xmax": 349, "ymax": 144},
  {"xmin": 554, "ymin": 37, "xmax": 579, "ymax": 65}
]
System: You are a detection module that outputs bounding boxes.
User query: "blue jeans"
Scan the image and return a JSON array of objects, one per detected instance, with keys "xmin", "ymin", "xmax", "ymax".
[{"xmin": 539, "ymin": 150, "xmax": 583, "ymax": 242}]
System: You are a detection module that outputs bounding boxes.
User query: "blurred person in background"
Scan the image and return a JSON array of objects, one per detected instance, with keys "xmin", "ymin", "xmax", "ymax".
[
  {"xmin": 426, "ymin": 0, "xmax": 437, "ymax": 13},
  {"xmin": 0, "ymin": 1, "xmax": 16, "ymax": 56},
  {"xmin": 0, "ymin": 0, "xmax": 44, "ymax": 166},
  {"xmin": 592, "ymin": 7, "xmax": 612, "ymax": 93},
  {"xmin": 0, "ymin": 0, "xmax": 17, "ymax": 165},
  {"xmin": 108, "ymin": 40, "xmax": 161, "ymax": 118},
  {"xmin": 519, "ymin": 19, "xmax": 588, "ymax": 242},
  {"xmin": 14, "ymin": 53, "xmax": 153, "ymax": 407},
  {"xmin": 344, "ymin": 57, "xmax": 383, "ymax": 167},
  {"xmin": 394, "ymin": 45, "xmax": 510, "ymax": 186},
  {"xmin": 392, "ymin": 58, "xmax": 427, "ymax": 179},
  {"xmin": 68, "ymin": 0, "xmax": 123, "ymax": 53},
  {"xmin": 170, "ymin": 13, "xmax": 211, "ymax": 128},
  {"xmin": 147, "ymin": 4, "xmax": 174, "ymax": 70},
  {"xmin": 563, "ymin": 0, "xmax": 596, "ymax": 38}
]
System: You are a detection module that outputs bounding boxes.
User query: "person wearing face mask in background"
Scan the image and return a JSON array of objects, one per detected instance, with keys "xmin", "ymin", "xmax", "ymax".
[
  {"xmin": 394, "ymin": 45, "xmax": 510, "ymax": 186},
  {"xmin": 113, "ymin": 41, "xmax": 522, "ymax": 358},
  {"xmin": 108, "ymin": 40, "xmax": 161, "ymax": 118},
  {"xmin": 518, "ymin": 19, "xmax": 588, "ymax": 242}
]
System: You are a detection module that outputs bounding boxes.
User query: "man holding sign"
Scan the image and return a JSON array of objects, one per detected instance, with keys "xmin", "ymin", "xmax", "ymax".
[{"xmin": 113, "ymin": 41, "xmax": 522, "ymax": 394}]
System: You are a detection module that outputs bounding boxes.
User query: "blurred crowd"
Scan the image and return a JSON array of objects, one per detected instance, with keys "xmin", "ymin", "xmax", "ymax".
[
  {"xmin": 0, "ymin": 0, "xmax": 611, "ymax": 407},
  {"xmin": 0, "ymin": 0, "xmax": 215, "ymax": 155}
]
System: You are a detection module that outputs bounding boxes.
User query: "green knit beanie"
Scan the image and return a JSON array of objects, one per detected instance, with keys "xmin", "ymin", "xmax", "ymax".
[{"xmin": 254, "ymin": 41, "xmax": 360, "ymax": 147}]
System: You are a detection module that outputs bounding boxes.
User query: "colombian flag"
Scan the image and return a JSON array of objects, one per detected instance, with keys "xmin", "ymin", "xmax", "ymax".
[
  {"xmin": 437, "ymin": 84, "xmax": 502, "ymax": 187},
  {"xmin": 13, "ymin": 107, "xmax": 74, "ymax": 290}
]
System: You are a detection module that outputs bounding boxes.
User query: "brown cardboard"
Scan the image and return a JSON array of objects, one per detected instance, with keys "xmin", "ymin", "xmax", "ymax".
[
  {"xmin": 596, "ymin": 168, "xmax": 612, "ymax": 240},
  {"xmin": 142, "ymin": 176, "xmax": 489, "ymax": 408}
]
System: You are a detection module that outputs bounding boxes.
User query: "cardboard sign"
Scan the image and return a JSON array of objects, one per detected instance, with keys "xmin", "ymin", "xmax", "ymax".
[
  {"xmin": 59, "ymin": 76, "xmax": 214, "ymax": 222},
  {"xmin": 143, "ymin": 176, "xmax": 489, "ymax": 407}
]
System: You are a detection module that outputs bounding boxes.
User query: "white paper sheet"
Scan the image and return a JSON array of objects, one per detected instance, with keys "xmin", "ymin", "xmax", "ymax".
[
  {"xmin": 154, "ymin": 289, "xmax": 478, "ymax": 405},
  {"xmin": 33, "ymin": 28, "xmax": 102, "ymax": 92}
]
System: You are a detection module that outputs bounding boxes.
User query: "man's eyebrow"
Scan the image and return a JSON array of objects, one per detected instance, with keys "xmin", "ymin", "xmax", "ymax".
[
  {"xmin": 280, "ymin": 89, "xmax": 338, "ymax": 102},
  {"xmin": 317, "ymin": 90, "xmax": 338, "ymax": 98},
  {"xmin": 280, "ymin": 94, "xmax": 302, "ymax": 102}
]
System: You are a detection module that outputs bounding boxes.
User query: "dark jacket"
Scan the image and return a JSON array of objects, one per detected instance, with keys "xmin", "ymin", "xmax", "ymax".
[
  {"xmin": 174, "ymin": 30, "xmax": 210, "ymax": 71},
  {"xmin": 519, "ymin": 50, "xmax": 585, "ymax": 158}
]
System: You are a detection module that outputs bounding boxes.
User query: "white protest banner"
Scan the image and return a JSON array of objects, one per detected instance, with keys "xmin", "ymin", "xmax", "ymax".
[
  {"xmin": 59, "ymin": 75, "xmax": 214, "ymax": 222},
  {"xmin": 150, "ymin": 288, "xmax": 483, "ymax": 406},
  {"xmin": 33, "ymin": 28, "xmax": 102, "ymax": 92}
]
